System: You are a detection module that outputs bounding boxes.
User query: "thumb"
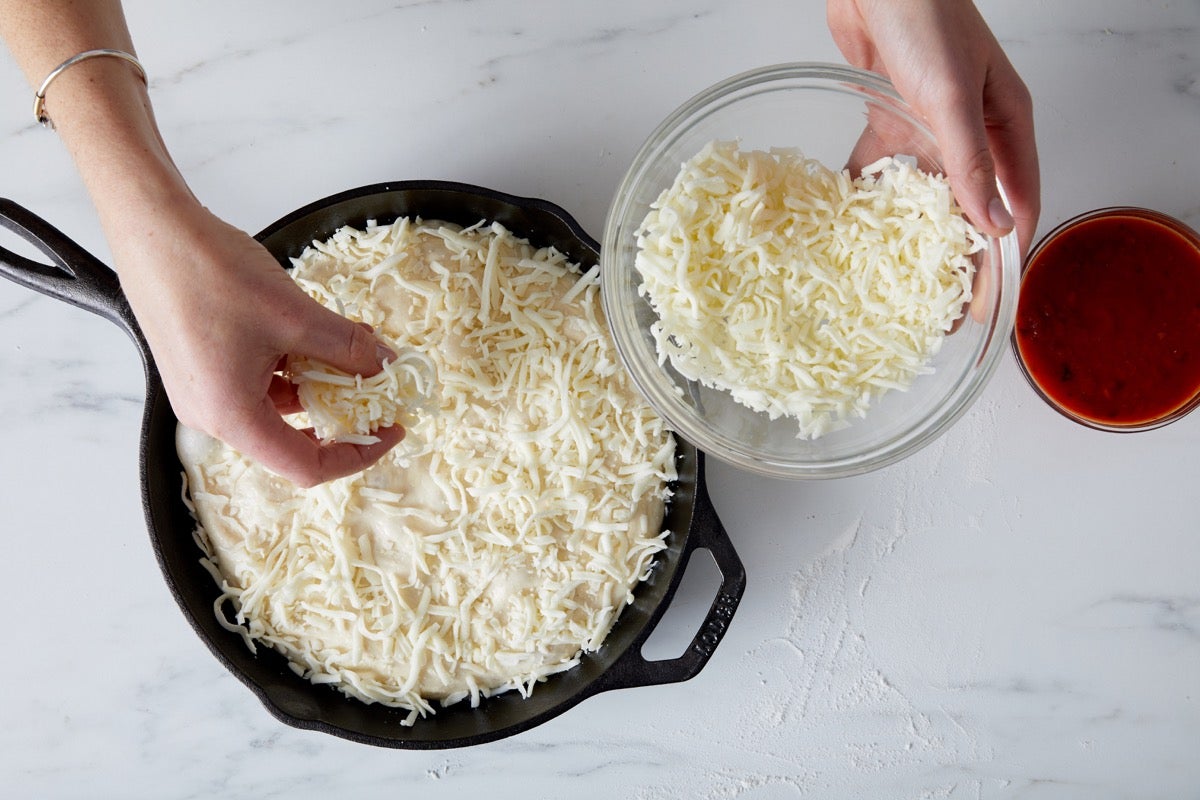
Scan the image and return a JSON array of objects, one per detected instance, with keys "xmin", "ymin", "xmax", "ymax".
[
  {"xmin": 236, "ymin": 395, "xmax": 405, "ymax": 487},
  {"xmin": 928, "ymin": 104, "xmax": 1014, "ymax": 240},
  {"xmin": 288, "ymin": 304, "xmax": 391, "ymax": 377}
]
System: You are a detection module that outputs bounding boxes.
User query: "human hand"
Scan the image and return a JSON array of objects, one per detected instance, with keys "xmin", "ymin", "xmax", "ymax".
[
  {"xmin": 827, "ymin": 0, "xmax": 1040, "ymax": 255},
  {"xmin": 0, "ymin": 0, "xmax": 400, "ymax": 485},
  {"xmin": 110, "ymin": 201, "xmax": 402, "ymax": 487}
]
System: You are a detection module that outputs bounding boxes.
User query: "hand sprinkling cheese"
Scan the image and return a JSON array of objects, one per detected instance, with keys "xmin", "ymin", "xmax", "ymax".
[
  {"xmin": 635, "ymin": 140, "xmax": 986, "ymax": 438},
  {"xmin": 178, "ymin": 217, "xmax": 676, "ymax": 726},
  {"xmin": 287, "ymin": 345, "xmax": 437, "ymax": 445}
]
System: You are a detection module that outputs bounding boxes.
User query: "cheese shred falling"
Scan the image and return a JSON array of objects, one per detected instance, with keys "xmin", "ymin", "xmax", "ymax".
[
  {"xmin": 635, "ymin": 140, "xmax": 986, "ymax": 438},
  {"xmin": 178, "ymin": 218, "xmax": 677, "ymax": 725}
]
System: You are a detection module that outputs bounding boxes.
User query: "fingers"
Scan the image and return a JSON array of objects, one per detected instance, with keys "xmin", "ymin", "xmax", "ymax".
[
  {"xmin": 260, "ymin": 289, "xmax": 405, "ymax": 484},
  {"xmin": 956, "ymin": 249, "xmax": 994, "ymax": 327},
  {"xmin": 283, "ymin": 305, "xmax": 392, "ymax": 378},
  {"xmin": 267, "ymin": 373, "xmax": 303, "ymax": 415},
  {"xmin": 826, "ymin": 0, "xmax": 876, "ymax": 70},
  {"xmin": 830, "ymin": 0, "xmax": 1041, "ymax": 256},
  {"xmin": 984, "ymin": 77, "xmax": 1041, "ymax": 255},
  {"xmin": 922, "ymin": 81, "xmax": 1012, "ymax": 238},
  {"xmin": 233, "ymin": 398, "xmax": 405, "ymax": 487},
  {"xmin": 840, "ymin": 66, "xmax": 1037, "ymax": 258},
  {"xmin": 114, "ymin": 202, "xmax": 409, "ymax": 487}
]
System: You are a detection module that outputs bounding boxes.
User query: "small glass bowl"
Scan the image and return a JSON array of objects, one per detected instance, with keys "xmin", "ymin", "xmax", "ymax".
[
  {"xmin": 1012, "ymin": 206, "xmax": 1200, "ymax": 432},
  {"xmin": 601, "ymin": 63, "xmax": 1020, "ymax": 479}
]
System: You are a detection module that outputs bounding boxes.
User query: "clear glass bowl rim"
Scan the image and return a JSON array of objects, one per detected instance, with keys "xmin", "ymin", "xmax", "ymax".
[{"xmin": 601, "ymin": 61, "xmax": 1021, "ymax": 479}]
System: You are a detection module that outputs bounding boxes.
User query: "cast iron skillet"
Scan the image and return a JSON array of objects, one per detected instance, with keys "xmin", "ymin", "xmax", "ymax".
[{"xmin": 0, "ymin": 181, "xmax": 746, "ymax": 749}]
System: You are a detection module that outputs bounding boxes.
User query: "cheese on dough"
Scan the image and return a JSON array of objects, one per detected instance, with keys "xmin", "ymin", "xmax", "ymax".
[
  {"xmin": 178, "ymin": 218, "xmax": 677, "ymax": 726},
  {"xmin": 635, "ymin": 140, "xmax": 986, "ymax": 438}
]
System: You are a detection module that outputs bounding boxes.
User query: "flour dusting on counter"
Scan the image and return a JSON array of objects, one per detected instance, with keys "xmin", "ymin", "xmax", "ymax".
[{"xmin": 630, "ymin": 437, "xmax": 1006, "ymax": 797}]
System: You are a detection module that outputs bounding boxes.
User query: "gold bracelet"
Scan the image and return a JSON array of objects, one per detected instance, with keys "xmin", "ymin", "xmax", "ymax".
[{"xmin": 33, "ymin": 48, "xmax": 148, "ymax": 129}]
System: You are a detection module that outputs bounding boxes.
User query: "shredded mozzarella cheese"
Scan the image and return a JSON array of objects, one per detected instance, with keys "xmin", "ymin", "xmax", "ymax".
[
  {"xmin": 635, "ymin": 140, "xmax": 986, "ymax": 438},
  {"xmin": 288, "ymin": 345, "xmax": 437, "ymax": 445},
  {"xmin": 178, "ymin": 217, "xmax": 676, "ymax": 725}
]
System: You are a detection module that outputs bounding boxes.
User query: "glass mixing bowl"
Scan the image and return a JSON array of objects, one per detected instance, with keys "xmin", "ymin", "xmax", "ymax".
[{"xmin": 601, "ymin": 63, "xmax": 1020, "ymax": 479}]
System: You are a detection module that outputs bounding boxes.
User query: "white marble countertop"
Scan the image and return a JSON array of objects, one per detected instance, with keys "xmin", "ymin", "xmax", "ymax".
[{"xmin": 1, "ymin": 1, "xmax": 1198, "ymax": 797}]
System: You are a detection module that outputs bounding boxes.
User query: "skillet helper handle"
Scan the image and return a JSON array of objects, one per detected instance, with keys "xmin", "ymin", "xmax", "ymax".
[
  {"xmin": 0, "ymin": 198, "xmax": 146, "ymax": 350},
  {"xmin": 597, "ymin": 459, "xmax": 746, "ymax": 692}
]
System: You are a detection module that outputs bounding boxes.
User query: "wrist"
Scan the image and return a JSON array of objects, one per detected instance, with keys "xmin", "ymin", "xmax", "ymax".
[{"xmin": 41, "ymin": 57, "xmax": 200, "ymax": 236}]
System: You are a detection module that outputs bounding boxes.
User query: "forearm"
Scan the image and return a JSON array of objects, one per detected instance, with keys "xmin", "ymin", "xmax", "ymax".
[
  {"xmin": 0, "ymin": 1, "xmax": 196, "ymax": 246},
  {"xmin": 1, "ymin": 3, "xmax": 419, "ymax": 485}
]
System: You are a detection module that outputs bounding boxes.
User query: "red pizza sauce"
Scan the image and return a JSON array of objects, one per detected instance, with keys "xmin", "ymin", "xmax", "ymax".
[{"xmin": 1013, "ymin": 207, "xmax": 1200, "ymax": 430}]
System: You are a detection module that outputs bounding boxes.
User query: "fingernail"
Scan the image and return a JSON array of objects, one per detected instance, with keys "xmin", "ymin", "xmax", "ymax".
[
  {"xmin": 988, "ymin": 197, "xmax": 1014, "ymax": 232},
  {"xmin": 376, "ymin": 343, "xmax": 396, "ymax": 364}
]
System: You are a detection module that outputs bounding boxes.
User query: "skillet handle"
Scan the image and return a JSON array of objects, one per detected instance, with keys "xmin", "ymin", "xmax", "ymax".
[
  {"xmin": 594, "ymin": 454, "xmax": 746, "ymax": 692},
  {"xmin": 0, "ymin": 198, "xmax": 149, "ymax": 358}
]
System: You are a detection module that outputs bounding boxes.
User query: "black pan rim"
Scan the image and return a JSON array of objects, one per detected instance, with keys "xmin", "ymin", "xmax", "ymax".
[{"xmin": 0, "ymin": 187, "xmax": 744, "ymax": 750}]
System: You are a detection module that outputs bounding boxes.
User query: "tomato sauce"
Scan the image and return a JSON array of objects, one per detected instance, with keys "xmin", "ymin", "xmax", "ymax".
[{"xmin": 1014, "ymin": 208, "xmax": 1200, "ymax": 428}]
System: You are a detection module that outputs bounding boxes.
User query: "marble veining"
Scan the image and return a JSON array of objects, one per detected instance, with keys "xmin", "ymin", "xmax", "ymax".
[{"xmin": 1, "ymin": 1, "xmax": 1198, "ymax": 798}]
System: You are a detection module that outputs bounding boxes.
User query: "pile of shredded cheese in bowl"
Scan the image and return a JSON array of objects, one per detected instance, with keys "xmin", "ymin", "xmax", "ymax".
[
  {"xmin": 634, "ymin": 140, "xmax": 986, "ymax": 439},
  {"xmin": 177, "ymin": 217, "xmax": 678, "ymax": 725}
]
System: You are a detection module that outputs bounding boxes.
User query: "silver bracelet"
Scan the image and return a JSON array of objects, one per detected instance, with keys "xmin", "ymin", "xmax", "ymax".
[{"xmin": 33, "ymin": 48, "xmax": 148, "ymax": 129}]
